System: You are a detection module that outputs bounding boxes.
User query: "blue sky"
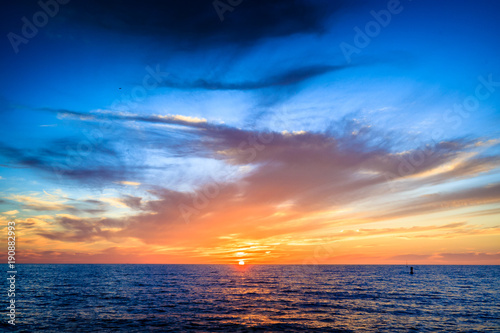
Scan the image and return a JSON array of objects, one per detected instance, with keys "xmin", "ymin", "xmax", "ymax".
[{"xmin": 0, "ymin": 0, "xmax": 499, "ymax": 264}]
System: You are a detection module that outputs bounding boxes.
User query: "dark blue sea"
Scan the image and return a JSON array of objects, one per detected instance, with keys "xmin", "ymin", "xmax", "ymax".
[{"xmin": 2, "ymin": 265, "xmax": 499, "ymax": 332}]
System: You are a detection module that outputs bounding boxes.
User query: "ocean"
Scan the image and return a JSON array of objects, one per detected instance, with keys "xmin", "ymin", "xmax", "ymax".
[{"xmin": 2, "ymin": 265, "xmax": 499, "ymax": 332}]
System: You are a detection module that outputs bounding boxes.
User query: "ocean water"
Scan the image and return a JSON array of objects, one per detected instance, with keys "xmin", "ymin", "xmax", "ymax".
[{"xmin": 2, "ymin": 265, "xmax": 499, "ymax": 332}]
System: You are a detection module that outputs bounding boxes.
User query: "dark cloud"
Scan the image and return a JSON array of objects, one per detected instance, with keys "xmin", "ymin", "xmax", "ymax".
[
  {"xmin": 0, "ymin": 124, "xmax": 167, "ymax": 186},
  {"xmin": 38, "ymin": 216, "xmax": 115, "ymax": 242},
  {"xmin": 61, "ymin": 0, "xmax": 348, "ymax": 48},
  {"xmin": 121, "ymin": 195, "xmax": 142, "ymax": 209},
  {"xmin": 162, "ymin": 65, "xmax": 348, "ymax": 90},
  {"xmin": 84, "ymin": 199, "xmax": 103, "ymax": 205},
  {"xmin": 0, "ymin": 138, "xmax": 120, "ymax": 172}
]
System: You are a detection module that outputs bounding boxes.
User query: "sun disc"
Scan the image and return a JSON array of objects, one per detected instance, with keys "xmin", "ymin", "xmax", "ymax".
[{"xmin": 238, "ymin": 260, "xmax": 245, "ymax": 265}]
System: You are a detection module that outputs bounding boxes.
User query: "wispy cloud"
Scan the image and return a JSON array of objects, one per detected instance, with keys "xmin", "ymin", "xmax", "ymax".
[
  {"xmin": 115, "ymin": 181, "xmax": 141, "ymax": 186},
  {"xmin": 30, "ymin": 114, "xmax": 499, "ymax": 250},
  {"xmin": 161, "ymin": 65, "xmax": 349, "ymax": 91},
  {"xmin": 2, "ymin": 210, "xmax": 18, "ymax": 215},
  {"xmin": 8, "ymin": 195, "xmax": 75, "ymax": 212}
]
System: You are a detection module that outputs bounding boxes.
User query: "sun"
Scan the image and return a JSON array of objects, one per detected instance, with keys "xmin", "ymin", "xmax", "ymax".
[{"xmin": 238, "ymin": 260, "xmax": 245, "ymax": 265}]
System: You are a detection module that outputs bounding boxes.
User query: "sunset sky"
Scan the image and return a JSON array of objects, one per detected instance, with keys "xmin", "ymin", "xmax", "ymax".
[{"xmin": 0, "ymin": 0, "xmax": 499, "ymax": 265}]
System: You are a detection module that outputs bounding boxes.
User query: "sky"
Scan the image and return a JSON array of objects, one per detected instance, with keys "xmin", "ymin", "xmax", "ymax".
[{"xmin": 0, "ymin": 0, "xmax": 499, "ymax": 265}]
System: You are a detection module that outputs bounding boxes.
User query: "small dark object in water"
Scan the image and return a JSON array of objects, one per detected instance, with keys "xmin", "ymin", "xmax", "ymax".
[{"xmin": 410, "ymin": 267, "xmax": 414, "ymax": 274}]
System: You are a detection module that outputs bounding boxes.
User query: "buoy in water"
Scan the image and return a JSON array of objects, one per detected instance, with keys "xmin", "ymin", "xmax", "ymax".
[{"xmin": 410, "ymin": 267, "xmax": 414, "ymax": 274}]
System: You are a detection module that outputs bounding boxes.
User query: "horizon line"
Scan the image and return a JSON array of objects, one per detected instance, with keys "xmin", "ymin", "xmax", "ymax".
[{"xmin": 8, "ymin": 263, "xmax": 500, "ymax": 266}]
